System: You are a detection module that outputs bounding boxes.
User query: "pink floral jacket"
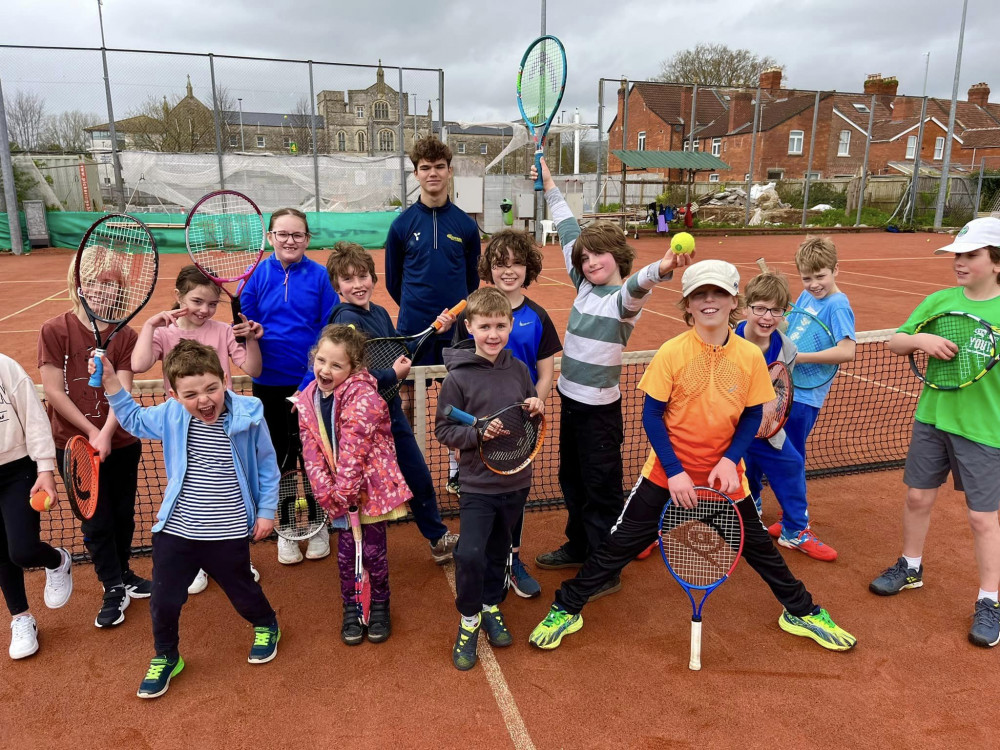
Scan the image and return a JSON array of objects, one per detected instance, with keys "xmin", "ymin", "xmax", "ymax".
[{"xmin": 290, "ymin": 372, "xmax": 412, "ymax": 520}]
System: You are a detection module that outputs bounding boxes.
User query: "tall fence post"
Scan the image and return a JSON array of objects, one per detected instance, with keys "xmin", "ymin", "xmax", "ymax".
[
  {"xmin": 208, "ymin": 54, "xmax": 225, "ymax": 191},
  {"xmin": 595, "ymin": 78, "xmax": 604, "ymax": 211},
  {"xmin": 974, "ymin": 157, "xmax": 986, "ymax": 217},
  {"xmin": 743, "ymin": 85, "xmax": 762, "ymax": 227},
  {"xmin": 801, "ymin": 90, "xmax": 821, "ymax": 228},
  {"xmin": 397, "ymin": 67, "xmax": 407, "ymax": 210},
  {"xmin": 905, "ymin": 96, "xmax": 929, "ymax": 224},
  {"xmin": 308, "ymin": 61, "xmax": 321, "ymax": 212},
  {"xmin": 100, "ymin": 47, "xmax": 126, "ymax": 209},
  {"xmin": 0, "ymin": 76, "xmax": 24, "ymax": 255},
  {"xmin": 854, "ymin": 94, "xmax": 877, "ymax": 226}
]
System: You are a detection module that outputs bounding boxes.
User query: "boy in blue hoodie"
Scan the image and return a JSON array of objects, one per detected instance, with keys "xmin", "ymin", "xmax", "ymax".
[{"xmin": 96, "ymin": 340, "xmax": 280, "ymax": 699}]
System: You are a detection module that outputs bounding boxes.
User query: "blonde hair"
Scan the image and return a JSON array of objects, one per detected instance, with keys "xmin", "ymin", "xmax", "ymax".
[
  {"xmin": 465, "ymin": 287, "xmax": 513, "ymax": 322},
  {"xmin": 66, "ymin": 255, "xmax": 83, "ymax": 315},
  {"xmin": 313, "ymin": 324, "xmax": 367, "ymax": 373},
  {"xmin": 795, "ymin": 236, "xmax": 838, "ymax": 274},
  {"xmin": 675, "ymin": 291, "xmax": 744, "ymax": 328}
]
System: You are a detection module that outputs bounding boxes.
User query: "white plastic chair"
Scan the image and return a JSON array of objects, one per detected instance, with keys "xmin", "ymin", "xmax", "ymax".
[{"xmin": 540, "ymin": 219, "xmax": 557, "ymax": 245}]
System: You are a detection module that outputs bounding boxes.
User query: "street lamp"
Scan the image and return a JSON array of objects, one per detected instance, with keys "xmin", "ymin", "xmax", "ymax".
[{"xmin": 238, "ymin": 98, "xmax": 245, "ymax": 151}]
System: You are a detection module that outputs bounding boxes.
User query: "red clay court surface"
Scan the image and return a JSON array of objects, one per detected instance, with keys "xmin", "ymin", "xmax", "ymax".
[{"xmin": 1, "ymin": 231, "xmax": 992, "ymax": 749}]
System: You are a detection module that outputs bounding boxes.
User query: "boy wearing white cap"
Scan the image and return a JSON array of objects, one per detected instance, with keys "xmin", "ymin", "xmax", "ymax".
[
  {"xmin": 871, "ymin": 217, "xmax": 1000, "ymax": 648},
  {"xmin": 530, "ymin": 259, "xmax": 856, "ymax": 652}
]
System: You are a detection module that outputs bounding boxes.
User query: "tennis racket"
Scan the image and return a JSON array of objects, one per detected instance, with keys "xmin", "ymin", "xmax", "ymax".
[
  {"xmin": 516, "ymin": 35, "xmax": 567, "ymax": 191},
  {"xmin": 364, "ymin": 300, "xmax": 468, "ymax": 401},
  {"xmin": 757, "ymin": 361, "xmax": 794, "ymax": 439},
  {"xmin": 658, "ymin": 487, "xmax": 744, "ymax": 671},
  {"xmin": 76, "ymin": 214, "xmax": 158, "ymax": 387},
  {"xmin": 185, "ymin": 190, "xmax": 266, "ymax": 344},
  {"xmin": 274, "ymin": 458, "xmax": 328, "ymax": 541},
  {"xmin": 908, "ymin": 311, "xmax": 1000, "ymax": 390},
  {"xmin": 443, "ymin": 402, "xmax": 545, "ymax": 475},
  {"xmin": 347, "ymin": 505, "xmax": 371, "ymax": 627},
  {"xmin": 784, "ymin": 306, "xmax": 838, "ymax": 389},
  {"xmin": 63, "ymin": 436, "xmax": 100, "ymax": 521}
]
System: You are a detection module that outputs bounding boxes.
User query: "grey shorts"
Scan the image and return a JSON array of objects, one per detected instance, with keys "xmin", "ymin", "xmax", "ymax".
[{"xmin": 903, "ymin": 420, "xmax": 1000, "ymax": 512}]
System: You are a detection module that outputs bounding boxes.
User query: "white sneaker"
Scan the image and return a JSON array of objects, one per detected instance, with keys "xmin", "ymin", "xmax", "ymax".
[
  {"xmin": 43, "ymin": 548, "xmax": 73, "ymax": 609},
  {"xmin": 10, "ymin": 614, "xmax": 38, "ymax": 659},
  {"xmin": 277, "ymin": 537, "xmax": 303, "ymax": 565},
  {"xmin": 188, "ymin": 569, "xmax": 209, "ymax": 595},
  {"xmin": 251, "ymin": 563, "xmax": 260, "ymax": 582},
  {"xmin": 305, "ymin": 530, "xmax": 331, "ymax": 560}
]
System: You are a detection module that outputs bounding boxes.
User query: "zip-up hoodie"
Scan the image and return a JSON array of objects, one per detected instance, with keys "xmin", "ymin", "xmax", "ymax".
[
  {"xmin": 108, "ymin": 388, "xmax": 279, "ymax": 533},
  {"xmin": 240, "ymin": 253, "xmax": 337, "ymax": 387},
  {"xmin": 435, "ymin": 341, "xmax": 536, "ymax": 495}
]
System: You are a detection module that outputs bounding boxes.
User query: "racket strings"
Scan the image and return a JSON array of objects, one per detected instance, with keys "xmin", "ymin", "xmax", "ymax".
[
  {"xmin": 661, "ymin": 498, "xmax": 741, "ymax": 587},
  {"xmin": 785, "ymin": 311, "xmax": 837, "ymax": 387},
  {"xmin": 187, "ymin": 194, "xmax": 264, "ymax": 282},
  {"xmin": 917, "ymin": 315, "xmax": 995, "ymax": 387},
  {"xmin": 758, "ymin": 363, "xmax": 793, "ymax": 438},
  {"xmin": 520, "ymin": 41, "xmax": 565, "ymax": 125},
  {"xmin": 277, "ymin": 471, "xmax": 323, "ymax": 536},
  {"xmin": 79, "ymin": 219, "xmax": 156, "ymax": 322},
  {"xmin": 482, "ymin": 410, "xmax": 543, "ymax": 471}
]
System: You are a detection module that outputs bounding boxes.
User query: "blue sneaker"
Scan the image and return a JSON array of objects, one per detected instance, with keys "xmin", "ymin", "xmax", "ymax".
[
  {"xmin": 481, "ymin": 605, "xmax": 513, "ymax": 647},
  {"xmin": 869, "ymin": 558, "xmax": 923, "ymax": 596},
  {"xmin": 137, "ymin": 654, "xmax": 184, "ymax": 699},
  {"xmin": 969, "ymin": 598, "xmax": 1000, "ymax": 648},
  {"xmin": 509, "ymin": 556, "xmax": 541, "ymax": 598},
  {"xmin": 248, "ymin": 625, "xmax": 280, "ymax": 663},
  {"xmin": 453, "ymin": 616, "xmax": 481, "ymax": 671}
]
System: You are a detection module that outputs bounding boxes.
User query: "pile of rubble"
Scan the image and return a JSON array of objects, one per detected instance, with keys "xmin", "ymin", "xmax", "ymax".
[{"xmin": 694, "ymin": 182, "xmax": 823, "ymax": 226}]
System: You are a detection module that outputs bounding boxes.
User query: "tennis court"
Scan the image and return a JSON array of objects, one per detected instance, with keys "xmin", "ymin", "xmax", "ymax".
[{"xmin": 1, "ymin": 229, "xmax": 989, "ymax": 749}]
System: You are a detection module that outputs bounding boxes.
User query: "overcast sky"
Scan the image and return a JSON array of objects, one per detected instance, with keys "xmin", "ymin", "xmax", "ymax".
[{"xmin": 3, "ymin": 0, "xmax": 998, "ymax": 126}]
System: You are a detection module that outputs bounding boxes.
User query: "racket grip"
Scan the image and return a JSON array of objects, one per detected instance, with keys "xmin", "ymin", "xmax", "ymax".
[
  {"xmin": 533, "ymin": 148, "xmax": 544, "ymax": 191},
  {"xmin": 431, "ymin": 299, "xmax": 468, "ymax": 331},
  {"xmin": 88, "ymin": 348, "xmax": 106, "ymax": 388},
  {"xmin": 232, "ymin": 297, "xmax": 246, "ymax": 345},
  {"xmin": 443, "ymin": 405, "xmax": 477, "ymax": 426},
  {"xmin": 689, "ymin": 619, "xmax": 702, "ymax": 671}
]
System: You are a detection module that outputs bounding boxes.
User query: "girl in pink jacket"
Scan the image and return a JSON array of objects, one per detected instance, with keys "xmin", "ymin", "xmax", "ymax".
[{"xmin": 290, "ymin": 324, "xmax": 411, "ymax": 645}]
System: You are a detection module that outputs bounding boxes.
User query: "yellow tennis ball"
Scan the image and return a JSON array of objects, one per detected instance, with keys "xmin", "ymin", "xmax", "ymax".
[
  {"xmin": 670, "ymin": 232, "xmax": 696, "ymax": 255},
  {"xmin": 295, "ymin": 497, "xmax": 308, "ymax": 512}
]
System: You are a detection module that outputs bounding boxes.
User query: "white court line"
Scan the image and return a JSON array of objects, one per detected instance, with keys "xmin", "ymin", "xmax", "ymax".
[
  {"xmin": 0, "ymin": 293, "xmax": 64, "ymax": 323},
  {"xmin": 838, "ymin": 367, "xmax": 922, "ymax": 399},
  {"xmin": 442, "ymin": 564, "xmax": 536, "ymax": 750}
]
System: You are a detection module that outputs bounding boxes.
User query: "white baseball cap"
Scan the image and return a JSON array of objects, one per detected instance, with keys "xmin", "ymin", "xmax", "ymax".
[
  {"xmin": 681, "ymin": 259, "xmax": 741, "ymax": 297},
  {"xmin": 934, "ymin": 217, "xmax": 1000, "ymax": 255}
]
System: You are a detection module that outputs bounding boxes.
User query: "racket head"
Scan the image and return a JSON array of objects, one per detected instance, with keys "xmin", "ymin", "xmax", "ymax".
[
  {"xmin": 757, "ymin": 361, "xmax": 794, "ymax": 439},
  {"xmin": 516, "ymin": 35, "xmax": 567, "ymax": 134},
  {"xmin": 274, "ymin": 467, "xmax": 327, "ymax": 540},
  {"xmin": 75, "ymin": 214, "xmax": 158, "ymax": 325},
  {"xmin": 363, "ymin": 338, "xmax": 410, "ymax": 402},
  {"xmin": 658, "ymin": 487, "xmax": 744, "ymax": 590},
  {"xmin": 63, "ymin": 436, "xmax": 100, "ymax": 522},
  {"xmin": 478, "ymin": 404, "xmax": 546, "ymax": 475},
  {"xmin": 185, "ymin": 191, "xmax": 266, "ymax": 284},
  {"xmin": 909, "ymin": 312, "xmax": 999, "ymax": 390},
  {"xmin": 784, "ymin": 307, "xmax": 838, "ymax": 389}
]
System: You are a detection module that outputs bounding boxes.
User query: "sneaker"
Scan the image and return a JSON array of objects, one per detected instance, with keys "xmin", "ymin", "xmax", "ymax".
[
  {"xmin": 869, "ymin": 558, "xmax": 923, "ymax": 596},
  {"xmin": 635, "ymin": 541, "xmax": 658, "ymax": 561},
  {"xmin": 534, "ymin": 547, "xmax": 586, "ymax": 570},
  {"xmin": 9, "ymin": 614, "xmax": 39, "ymax": 660},
  {"xmin": 187, "ymin": 569, "xmax": 209, "ymax": 595},
  {"xmin": 446, "ymin": 472, "xmax": 461, "ymax": 496},
  {"xmin": 251, "ymin": 564, "xmax": 260, "ymax": 582},
  {"xmin": 341, "ymin": 601, "xmax": 364, "ymax": 646},
  {"xmin": 767, "ymin": 521, "xmax": 782, "ymax": 539},
  {"xmin": 43, "ymin": 547, "xmax": 73, "ymax": 609},
  {"xmin": 529, "ymin": 605, "xmax": 583, "ymax": 650},
  {"xmin": 137, "ymin": 654, "xmax": 184, "ymax": 699},
  {"xmin": 430, "ymin": 532, "xmax": 460, "ymax": 565},
  {"xmin": 969, "ymin": 598, "xmax": 1000, "ymax": 648},
  {"xmin": 481, "ymin": 605, "xmax": 513, "ymax": 647},
  {"xmin": 95, "ymin": 585, "xmax": 130, "ymax": 628},
  {"xmin": 587, "ymin": 575, "xmax": 622, "ymax": 603},
  {"xmin": 367, "ymin": 601, "xmax": 391, "ymax": 643},
  {"xmin": 777, "ymin": 528, "xmax": 838, "ymax": 562},
  {"xmin": 305, "ymin": 529, "xmax": 331, "ymax": 560},
  {"xmin": 248, "ymin": 624, "xmax": 280, "ymax": 663},
  {"xmin": 509, "ymin": 556, "xmax": 541, "ymax": 598},
  {"xmin": 452, "ymin": 616, "xmax": 481, "ymax": 671},
  {"xmin": 778, "ymin": 608, "xmax": 857, "ymax": 651},
  {"xmin": 123, "ymin": 570, "xmax": 153, "ymax": 599},
  {"xmin": 277, "ymin": 537, "xmax": 303, "ymax": 565}
]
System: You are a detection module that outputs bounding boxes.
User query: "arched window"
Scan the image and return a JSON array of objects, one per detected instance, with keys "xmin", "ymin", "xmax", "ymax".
[
  {"xmin": 336, "ymin": 131, "xmax": 346, "ymax": 151},
  {"xmin": 357, "ymin": 131, "xmax": 367, "ymax": 152},
  {"xmin": 373, "ymin": 101, "xmax": 389, "ymax": 120},
  {"xmin": 378, "ymin": 129, "xmax": 394, "ymax": 152}
]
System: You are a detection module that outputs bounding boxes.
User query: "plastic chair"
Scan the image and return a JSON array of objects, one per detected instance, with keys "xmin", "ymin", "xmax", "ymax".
[{"xmin": 540, "ymin": 219, "xmax": 557, "ymax": 246}]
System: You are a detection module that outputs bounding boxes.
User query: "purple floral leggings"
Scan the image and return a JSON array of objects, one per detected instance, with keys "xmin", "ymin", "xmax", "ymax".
[{"xmin": 337, "ymin": 521, "xmax": 389, "ymax": 604}]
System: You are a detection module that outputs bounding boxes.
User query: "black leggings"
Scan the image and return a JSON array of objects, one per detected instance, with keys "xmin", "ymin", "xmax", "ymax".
[{"xmin": 252, "ymin": 382, "xmax": 300, "ymax": 471}]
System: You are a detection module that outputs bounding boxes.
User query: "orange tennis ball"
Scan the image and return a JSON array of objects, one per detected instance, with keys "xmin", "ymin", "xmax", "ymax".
[
  {"xmin": 30, "ymin": 491, "xmax": 52, "ymax": 512},
  {"xmin": 670, "ymin": 232, "xmax": 696, "ymax": 255}
]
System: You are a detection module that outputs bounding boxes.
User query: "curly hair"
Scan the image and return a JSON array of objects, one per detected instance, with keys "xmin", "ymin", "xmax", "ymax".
[
  {"xmin": 409, "ymin": 136, "xmax": 452, "ymax": 169},
  {"xmin": 477, "ymin": 229, "xmax": 544, "ymax": 286},
  {"xmin": 313, "ymin": 324, "xmax": 367, "ymax": 374},
  {"xmin": 326, "ymin": 241, "xmax": 377, "ymax": 285}
]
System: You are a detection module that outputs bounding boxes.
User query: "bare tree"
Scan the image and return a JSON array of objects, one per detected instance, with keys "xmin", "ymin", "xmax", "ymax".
[
  {"xmin": 655, "ymin": 44, "xmax": 781, "ymax": 87},
  {"xmin": 45, "ymin": 110, "xmax": 102, "ymax": 152},
  {"xmin": 5, "ymin": 91, "xmax": 47, "ymax": 151},
  {"xmin": 286, "ymin": 97, "xmax": 322, "ymax": 155}
]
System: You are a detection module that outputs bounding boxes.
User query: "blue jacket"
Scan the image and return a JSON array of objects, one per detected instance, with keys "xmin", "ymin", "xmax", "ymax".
[
  {"xmin": 108, "ymin": 388, "xmax": 279, "ymax": 533},
  {"xmin": 384, "ymin": 198, "xmax": 480, "ymax": 336},
  {"xmin": 240, "ymin": 253, "xmax": 337, "ymax": 387}
]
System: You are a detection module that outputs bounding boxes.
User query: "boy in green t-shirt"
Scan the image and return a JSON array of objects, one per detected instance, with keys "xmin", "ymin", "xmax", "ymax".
[{"xmin": 870, "ymin": 217, "xmax": 1000, "ymax": 648}]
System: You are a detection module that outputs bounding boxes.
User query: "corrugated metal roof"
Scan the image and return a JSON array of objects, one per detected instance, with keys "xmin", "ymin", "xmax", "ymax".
[{"xmin": 612, "ymin": 150, "xmax": 729, "ymax": 170}]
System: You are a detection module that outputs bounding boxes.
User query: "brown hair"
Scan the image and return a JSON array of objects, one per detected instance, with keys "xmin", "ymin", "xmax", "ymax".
[
  {"xmin": 314, "ymin": 324, "xmax": 366, "ymax": 373},
  {"xmin": 794, "ymin": 236, "xmax": 838, "ymax": 274},
  {"xmin": 572, "ymin": 222, "xmax": 636, "ymax": 280},
  {"xmin": 409, "ymin": 136, "xmax": 453, "ymax": 169},
  {"xmin": 744, "ymin": 271, "xmax": 791, "ymax": 309},
  {"xmin": 477, "ymin": 229, "xmax": 543, "ymax": 286},
  {"xmin": 268, "ymin": 207, "xmax": 311, "ymax": 234},
  {"xmin": 465, "ymin": 286, "xmax": 513, "ymax": 323},
  {"xmin": 675, "ymin": 290, "xmax": 744, "ymax": 328},
  {"xmin": 172, "ymin": 265, "xmax": 218, "ymax": 310},
  {"xmin": 164, "ymin": 339, "xmax": 225, "ymax": 390},
  {"xmin": 326, "ymin": 241, "xmax": 378, "ymax": 285}
]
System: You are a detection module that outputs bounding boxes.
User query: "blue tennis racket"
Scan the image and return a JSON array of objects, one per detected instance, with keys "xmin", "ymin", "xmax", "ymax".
[
  {"xmin": 785, "ymin": 306, "xmax": 838, "ymax": 389},
  {"xmin": 659, "ymin": 487, "xmax": 744, "ymax": 671},
  {"xmin": 516, "ymin": 35, "xmax": 567, "ymax": 191}
]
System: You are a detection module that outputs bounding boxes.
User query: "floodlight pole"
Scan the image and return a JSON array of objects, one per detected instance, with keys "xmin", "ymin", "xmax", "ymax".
[
  {"xmin": 906, "ymin": 52, "xmax": 931, "ymax": 225},
  {"xmin": 0, "ymin": 75, "xmax": 24, "ymax": 255},
  {"xmin": 238, "ymin": 98, "xmax": 245, "ymax": 150},
  {"xmin": 97, "ymin": 0, "xmax": 125, "ymax": 210},
  {"xmin": 934, "ymin": 0, "xmax": 968, "ymax": 228}
]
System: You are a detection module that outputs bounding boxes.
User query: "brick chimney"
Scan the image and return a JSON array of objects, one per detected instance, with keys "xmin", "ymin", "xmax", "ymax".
[
  {"xmin": 864, "ymin": 74, "xmax": 883, "ymax": 96},
  {"xmin": 893, "ymin": 96, "xmax": 917, "ymax": 120},
  {"xmin": 729, "ymin": 90, "xmax": 754, "ymax": 133},
  {"xmin": 969, "ymin": 82, "xmax": 990, "ymax": 107},
  {"xmin": 759, "ymin": 67, "xmax": 782, "ymax": 92}
]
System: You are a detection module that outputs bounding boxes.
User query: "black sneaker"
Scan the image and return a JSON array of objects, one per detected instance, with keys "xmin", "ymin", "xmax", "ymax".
[
  {"xmin": 535, "ymin": 547, "xmax": 586, "ymax": 570},
  {"xmin": 123, "ymin": 570, "xmax": 152, "ymax": 599},
  {"xmin": 367, "ymin": 601, "xmax": 391, "ymax": 643},
  {"xmin": 95, "ymin": 585, "xmax": 130, "ymax": 628},
  {"xmin": 969, "ymin": 598, "xmax": 1000, "ymax": 648},
  {"xmin": 452, "ymin": 617, "xmax": 481, "ymax": 671},
  {"xmin": 341, "ymin": 602, "xmax": 363, "ymax": 646},
  {"xmin": 137, "ymin": 654, "xmax": 184, "ymax": 699},
  {"xmin": 481, "ymin": 605, "xmax": 513, "ymax": 647},
  {"xmin": 869, "ymin": 558, "xmax": 923, "ymax": 596},
  {"xmin": 248, "ymin": 624, "xmax": 280, "ymax": 663},
  {"xmin": 587, "ymin": 575, "xmax": 622, "ymax": 603},
  {"xmin": 446, "ymin": 472, "xmax": 461, "ymax": 496}
]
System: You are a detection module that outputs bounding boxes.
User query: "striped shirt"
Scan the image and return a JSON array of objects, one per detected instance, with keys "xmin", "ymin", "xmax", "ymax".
[
  {"xmin": 546, "ymin": 188, "xmax": 669, "ymax": 405},
  {"xmin": 161, "ymin": 417, "xmax": 248, "ymax": 540}
]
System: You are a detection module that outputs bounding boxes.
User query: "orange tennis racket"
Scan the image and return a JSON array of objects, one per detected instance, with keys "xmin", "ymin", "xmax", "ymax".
[{"xmin": 63, "ymin": 436, "xmax": 100, "ymax": 521}]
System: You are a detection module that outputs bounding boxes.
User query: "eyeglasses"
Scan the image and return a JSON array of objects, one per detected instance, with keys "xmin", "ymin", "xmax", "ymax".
[
  {"xmin": 748, "ymin": 305, "xmax": 787, "ymax": 318},
  {"xmin": 270, "ymin": 231, "xmax": 310, "ymax": 242}
]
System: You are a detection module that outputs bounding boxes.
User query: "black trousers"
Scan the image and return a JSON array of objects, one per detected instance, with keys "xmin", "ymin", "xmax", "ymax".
[
  {"xmin": 58, "ymin": 441, "xmax": 141, "ymax": 589},
  {"xmin": 453, "ymin": 489, "xmax": 529, "ymax": 617},
  {"xmin": 0, "ymin": 456, "xmax": 62, "ymax": 615},
  {"xmin": 558, "ymin": 395, "xmax": 625, "ymax": 559},
  {"xmin": 150, "ymin": 531, "xmax": 276, "ymax": 658},
  {"xmin": 252, "ymin": 383, "xmax": 300, "ymax": 471},
  {"xmin": 555, "ymin": 477, "xmax": 815, "ymax": 617}
]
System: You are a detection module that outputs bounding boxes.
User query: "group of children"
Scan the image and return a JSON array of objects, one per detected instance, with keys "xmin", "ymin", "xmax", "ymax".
[{"xmin": 2, "ymin": 136, "xmax": 999, "ymax": 698}]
